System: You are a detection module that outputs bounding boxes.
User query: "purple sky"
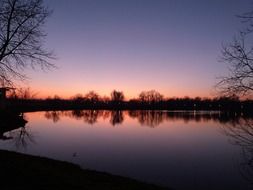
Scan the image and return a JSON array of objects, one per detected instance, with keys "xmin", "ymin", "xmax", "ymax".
[{"xmin": 26, "ymin": 0, "xmax": 253, "ymax": 99}]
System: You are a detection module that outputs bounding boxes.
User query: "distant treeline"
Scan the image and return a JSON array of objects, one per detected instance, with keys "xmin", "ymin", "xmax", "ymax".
[{"xmin": 6, "ymin": 89, "xmax": 253, "ymax": 113}]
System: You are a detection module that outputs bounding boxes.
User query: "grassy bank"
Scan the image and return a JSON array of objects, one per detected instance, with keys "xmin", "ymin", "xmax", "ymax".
[{"xmin": 0, "ymin": 150, "xmax": 169, "ymax": 190}]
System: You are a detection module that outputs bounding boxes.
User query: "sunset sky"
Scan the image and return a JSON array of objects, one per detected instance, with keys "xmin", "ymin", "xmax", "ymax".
[{"xmin": 25, "ymin": 0, "xmax": 252, "ymax": 99}]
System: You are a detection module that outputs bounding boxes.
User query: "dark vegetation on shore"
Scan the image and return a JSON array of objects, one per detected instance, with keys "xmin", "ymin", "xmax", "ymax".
[
  {"xmin": 6, "ymin": 89, "xmax": 253, "ymax": 113},
  {"xmin": 0, "ymin": 150, "xmax": 168, "ymax": 190}
]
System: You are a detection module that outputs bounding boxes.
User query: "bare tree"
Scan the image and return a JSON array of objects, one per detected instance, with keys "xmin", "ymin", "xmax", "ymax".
[
  {"xmin": 110, "ymin": 90, "xmax": 124, "ymax": 102},
  {"xmin": 217, "ymin": 11, "xmax": 253, "ymax": 96},
  {"xmin": 139, "ymin": 90, "xmax": 163, "ymax": 103},
  {"xmin": 85, "ymin": 91, "xmax": 100, "ymax": 103},
  {"xmin": 8, "ymin": 87, "xmax": 38, "ymax": 99},
  {"xmin": 0, "ymin": 0, "xmax": 54, "ymax": 86}
]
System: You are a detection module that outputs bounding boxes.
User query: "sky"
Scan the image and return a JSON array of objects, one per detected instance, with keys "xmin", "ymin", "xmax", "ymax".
[{"xmin": 25, "ymin": 0, "xmax": 253, "ymax": 99}]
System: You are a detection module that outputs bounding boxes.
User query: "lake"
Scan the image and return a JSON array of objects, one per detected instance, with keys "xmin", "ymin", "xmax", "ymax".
[{"xmin": 0, "ymin": 110, "xmax": 252, "ymax": 190}]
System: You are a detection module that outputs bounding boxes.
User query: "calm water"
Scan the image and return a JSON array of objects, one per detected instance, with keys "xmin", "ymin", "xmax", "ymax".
[{"xmin": 0, "ymin": 110, "xmax": 252, "ymax": 190}]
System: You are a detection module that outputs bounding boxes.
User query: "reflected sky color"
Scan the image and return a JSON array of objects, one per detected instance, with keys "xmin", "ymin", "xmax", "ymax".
[
  {"xmin": 26, "ymin": 0, "xmax": 252, "ymax": 98},
  {"xmin": 0, "ymin": 111, "xmax": 252, "ymax": 189}
]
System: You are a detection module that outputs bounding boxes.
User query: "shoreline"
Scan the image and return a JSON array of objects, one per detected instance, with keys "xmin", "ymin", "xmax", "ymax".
[
  {"xmin": 4, "ymin": 98, "xmax": 253, "ymax": 114},
  {"xmin": 0, "ymin": 150, "xmax": 169, "ymax": 190}
]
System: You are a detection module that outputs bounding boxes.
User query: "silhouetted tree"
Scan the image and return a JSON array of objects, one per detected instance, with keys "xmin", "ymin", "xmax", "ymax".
[
  {"xmin": 0, "ymin": 0, "xmax": 54, "ymax": 86},
  {"xmin": 101, "ymin": 95, "xmax": 110, "ymax": 104},
  {"xmin": 139, "ymin": 90, "xmax": 163, "ymax": 103},
  {"xmin": 72, "ymin": 94, "xmax": 85, "ymax": 104},
  {"xmin": 9, "ymin": 87, "xmax": 37, "ymax": 99},
  {"xmin": 217, "ymin": 9, "xmax": 253, "ymax": 96},
  {"xmin": 85, "ymin": 91, "xmax": 99, "ymax": 103},
  {"xmin": 110, "ymin": 90, "xmax": 124, "ymax": 103}
]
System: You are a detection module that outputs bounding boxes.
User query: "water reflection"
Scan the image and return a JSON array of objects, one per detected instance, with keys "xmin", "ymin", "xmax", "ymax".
[
  {"xmin": 0, "ymin": 112, "xmax": 34, "ymax": 149},
  {"xmin": 222, "ymin": 118, "xmax": 253, "ymax": 185},
  {"xmin": 44, "ymin": 110, "xmax": 61, "ymax": 123},
  {"xmin": 0, "ymin": 113, "xmax": 27, "ymax": 140},
  {"xmin": 11, "ymin": 126, "xmax": 35, "ymax": 149},
  {"xmin": 0, "ymin": 110, "xmax": 253, "ymax": 189},
  {"xmin": 43, "ymin": 110, "xmax": 253, "ymax": 185},
  {"xmin": 44, "ymin": 110, "xmax": 247, "ymax": 127},
  {"xmin": 110, "ymin": 111, "xmax": 124, "ymax": 126}
]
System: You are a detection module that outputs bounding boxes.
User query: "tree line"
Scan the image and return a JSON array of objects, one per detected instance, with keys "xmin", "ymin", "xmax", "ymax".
[{"xmin": 6, "ymin": 89, "xmax": 253, "ymax": 113}]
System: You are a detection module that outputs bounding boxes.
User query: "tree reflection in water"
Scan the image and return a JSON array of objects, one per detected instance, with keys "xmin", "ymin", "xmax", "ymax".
[
  {"xmin": 110, "ymin": 111, "xmax": 124, "ymax": 126},
  {"xmin": 0, "ymin": 112, "xmax": 34, "ymax": 149},
  {"xmin": 128, "ymin": 110, "xmax": 164, "ymax": 127},
  {"xmin": 45, "ymin": 110, "xmax": 61, "ymax": 123},
  {"xmin": 43, "ymin": 110, "xmax": 247, "ymax": 128},
  {"xmin": 1, "ymin": 110, "xmax": 252, "ymax": 188},
  {"xmin": 222, "ymin": 119, "xmax": 253, "ymax": 186},
  {"xmin": 10, "ymin": 126, "xmax": 35, "ymax": 149}
]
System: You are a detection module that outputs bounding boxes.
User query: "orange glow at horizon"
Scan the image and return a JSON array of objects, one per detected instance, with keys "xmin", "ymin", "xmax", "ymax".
[
  {"xmin": 30, "ymin": 84, "xmax": 213, "ymax": 100},
  {"xmin": 14, "ymin": 0, "xmax": 250, "ymax": 101}
]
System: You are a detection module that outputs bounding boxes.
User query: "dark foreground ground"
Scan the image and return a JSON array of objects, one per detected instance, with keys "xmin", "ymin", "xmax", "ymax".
[{"xmin": 0, "ymin": 150, "xmax": 169, "ymax": 190}]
